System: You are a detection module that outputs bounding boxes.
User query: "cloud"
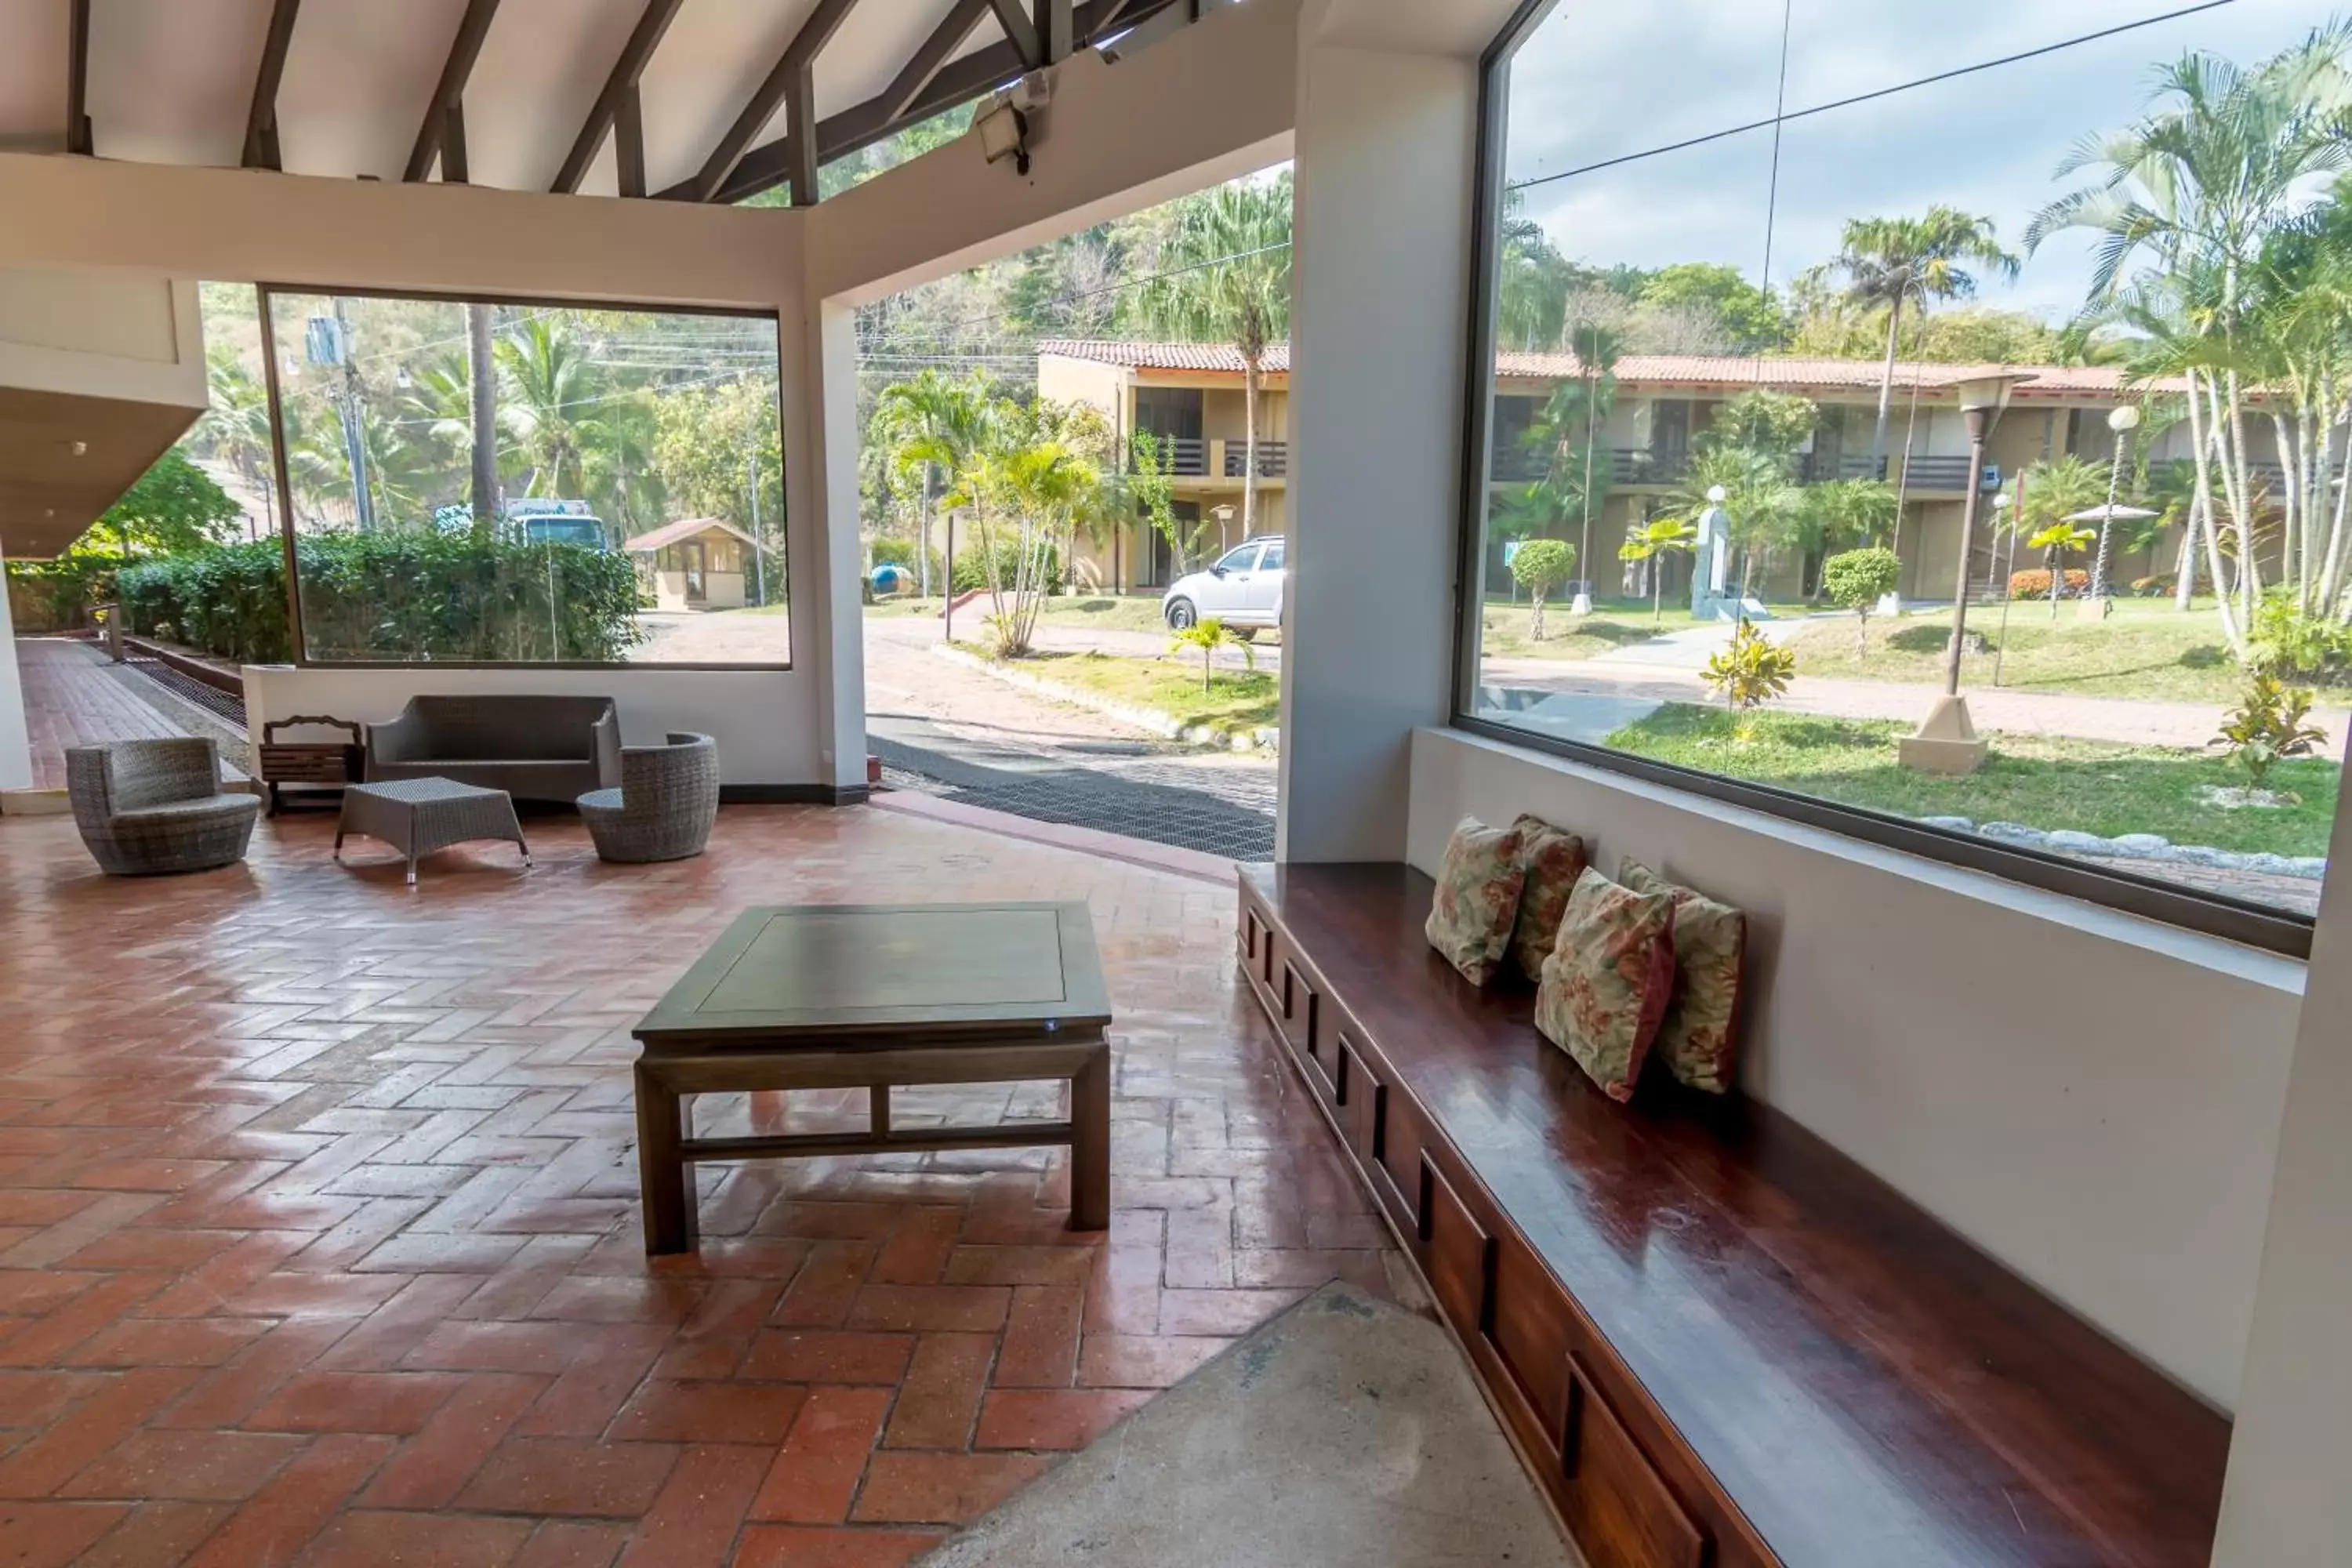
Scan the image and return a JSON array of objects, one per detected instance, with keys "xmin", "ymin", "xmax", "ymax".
[{"xmin": 1504, "ymin": 0, "xmax": 2335, "ymax": 320}]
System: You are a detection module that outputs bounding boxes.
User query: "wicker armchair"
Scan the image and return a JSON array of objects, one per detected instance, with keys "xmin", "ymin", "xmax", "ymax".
[
  {"xmin": 67, "ymin": 739, "xmax": 260, "ymax": 876},
  {"xmin": 577, "ymin": 732, "xmax": 720, "ymax": 864}
]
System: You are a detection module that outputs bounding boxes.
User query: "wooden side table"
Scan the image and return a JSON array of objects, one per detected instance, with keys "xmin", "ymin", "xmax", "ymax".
[
  {"xmin": 630, "ymin": 902, "xmax": 1114, "ymax": 1254},
  {"xmin": 258, "ymin": 715, "xmax": 364, "ymax": 815}
]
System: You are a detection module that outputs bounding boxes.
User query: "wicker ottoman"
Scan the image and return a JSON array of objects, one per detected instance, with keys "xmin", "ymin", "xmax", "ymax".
[{"xmin": 335, "ymin": 777, "xmax": 531, "ymax": 887}]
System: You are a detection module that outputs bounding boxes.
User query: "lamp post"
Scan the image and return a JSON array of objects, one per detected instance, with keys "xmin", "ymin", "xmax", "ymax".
[
  {"xmin": 1900, "ymin": 372, "xmax": 2034, "ymax": 775},
  {"xmin": 2086, "ymin": 403, "xmax": 2141, "ymax": 612}
]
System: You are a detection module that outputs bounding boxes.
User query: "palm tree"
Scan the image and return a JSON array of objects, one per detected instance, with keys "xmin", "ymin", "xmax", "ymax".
[
  {"xmin": 1618, "ymin": 515, "xmax": 1699, "ymax": 623},
  {"xmin": 1134, "ymin": 173, "xmax": 1292, "ymax": 538},
  {"xmin": 198, "ymin": 351, "xmax": 278, "ymax": 535},
  {"xmin": 1825, "ymin": 208, "xmax": 2020, "ymax": 470},
  {"xmin": 2016, "ymin": 456, "xmax": 2110, "ymax": 620},
  {"xmin": 1526, "ymin": 323, "xmax": 1623, "ymax": 604},
  {"xmin": 874, "ymin": 370, "xmax": 995, "ymax": 599},
  {"xmin": 495, "ymin": 316, "xmax": 610, "ymax": 500}
]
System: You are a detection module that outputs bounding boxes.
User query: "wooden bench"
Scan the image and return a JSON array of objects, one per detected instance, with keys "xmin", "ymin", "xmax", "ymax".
[{"xmin": 1238, "ymin": 862, "xmax": 2229, "ymax": 1568}]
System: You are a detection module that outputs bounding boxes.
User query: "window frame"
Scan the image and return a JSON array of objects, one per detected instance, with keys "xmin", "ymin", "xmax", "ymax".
[
  {"xmin": 1448, "ymin": 1, "xmax": 2314, "ymax": 960},
  {"xmin": 256, "ymin": 282, "xmax": 793, "ymax": 673}
]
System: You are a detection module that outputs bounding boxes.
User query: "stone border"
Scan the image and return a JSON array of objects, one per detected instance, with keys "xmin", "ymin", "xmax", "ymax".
[
  {"xmin": 931, "ymin": 644, "xmax": 1280, "ymax": 753},
  {"xmin": 1916, "ymin": 815, "xmax": 2325, "ymax": 880}
]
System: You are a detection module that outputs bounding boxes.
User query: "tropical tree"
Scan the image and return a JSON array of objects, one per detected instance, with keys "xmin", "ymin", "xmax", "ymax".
[
  {"xmin": 495, "ymin": 316, "xmax": 613, "ymax": 501},
  {"xmin": 1617, "ymin": 515, "xmax": 1698, "ymax": 624},
  {"xmin": 1822, "ymin": 546, "xmax": 1901, "ymax": 655},
  {"xmin": 197, "ymin": 351, "xmax": 278, "ymax": 531},
  {"xmin": 1822, "ymin": 207, "xmax": 2021, "ymax": 469},
  {"xmin": 1511, "ymin": 538, "xmax": 1575, "ymax": 641},
  {"xmin": 1134, "ymin": 173, "xmax": 1292, "ymax": 537},
  {"xmin": 2015, "ymin": 455, "xmax": 2111, "ymax": 619},
  {"xmin": 1496, "ymin": 190, "xmax": 1576, "ymax": 351},
  {"xmin": 873, "ymin": 370, "xmax": 994, "ymax": 597},
  {"xmin": 85, "ymin": 449, "xmax": 239, "ymax": 561},
  {"xmin": 1171, "ymin": 616, "xmax": 1254, "ymax": 694}
]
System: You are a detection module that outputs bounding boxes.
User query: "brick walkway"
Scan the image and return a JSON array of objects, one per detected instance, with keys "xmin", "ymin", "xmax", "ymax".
[
  {"xmin": 0, "ymin": 804, "xmax": 1398, "ymax": 1566},
  {"xmin": 16, "ymin": 637, "xmax": 211, "ymax": 790}
]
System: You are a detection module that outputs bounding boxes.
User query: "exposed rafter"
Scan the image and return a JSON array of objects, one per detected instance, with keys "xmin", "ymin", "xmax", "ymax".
[
  {"xmin": 241, "ymin": 0, "xmax": 303, "ymax": 170},
  {"xmin": 440, "ymin": 102, "xmax": 470, "ymax": 183},
  {"xmin": 551, "ymin": 0, "xmax": 685, "ymax": 195},
  {"xmin": 405, "ymin": 0, "xmax": 503, "ymax": 182},
  {"xmin": 681, "ymin": 0, "xmax": 863, "ymax": 204},
  {"xmin": 1034, "ymin": 0, "xmax": 1074, "ymax": 63},
  {"xmin": 65, "ymin": 0, "xmax": 92, "ymax": 154},
  {"xmin": 706, "ymin": 0, "xmax": 1191, "ymax": 207},
  {"xmin": 988, "ymin": 0, "xmax": 1043, "ymax": 68},
  {"xmin": 615, "ymin": 88, "xmax": 647, "ymax": 198},
  {"xmin": 880, "ymin": 0, "xmax": 991, "ymax": 124}
]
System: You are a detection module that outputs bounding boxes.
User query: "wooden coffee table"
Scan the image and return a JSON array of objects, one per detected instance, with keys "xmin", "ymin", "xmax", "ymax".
[{"xmin": 630, "ymin": 902, "xmax": 1113, "ymax": 1254}]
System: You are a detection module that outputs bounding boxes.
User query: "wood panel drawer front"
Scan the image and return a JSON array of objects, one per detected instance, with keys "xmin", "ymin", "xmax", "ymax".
[
  {"xmin": 1279, "ymin": 959, "xmax": 1319, "ymax": 1058},
  {"xmin": 1242, "ymin": 907, "xmax": 1263, "ymax": 971},
  {"xmin": 1367, "ymin": 1080, "xmax": 1418, "ymax": 1230},
  {"xmin": 1420, "ymin": 1155, "xmax": 1496, "ymax": 1338},
  {"xmin": 1563, "ymin": 1356, "xmax": 1708, "ymax": 1568}
]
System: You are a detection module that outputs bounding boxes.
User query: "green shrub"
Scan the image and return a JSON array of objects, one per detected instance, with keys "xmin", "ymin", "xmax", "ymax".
[
  {"xmin": 2131, "ymin": 573, "xmax": 2176, "ymax": 597},
  {"xmin": 951, "ymin": 539, "xmax": 1061, "ymax": 595},
  {"xmin": 1820, "ymin": 547, "xmax": 1900, "ymax": 656},
  {"xmin": 119, "ymin": 532, "xmax": 644, "ymax": 664},
  {"xmin": 2213, "ymin": 673, "xmax": 2328, "ymax": 791},
  {"xmin": 1509, "ymin": 538, "xmax": 1577, "ymax": 641},
  {"xmin": 2008, "ymin": 568, "xmax": 2089, "ymax": 601},
  {"xmin": 1703, "ymin": 619, "xmax": 1797, "ymax": 717},
  {"xmin": 2252, "ymin": 589, "xmax": 2352, "ymax": 684}
]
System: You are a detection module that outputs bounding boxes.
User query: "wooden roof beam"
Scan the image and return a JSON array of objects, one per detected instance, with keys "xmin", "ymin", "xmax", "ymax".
[
  {"xmin": 550, "ymin": 0, "xmax": 685, "ymax": 194},
  {"xmin": 240, "ymin": 0, "xmax": 303, "ymax": 169},
  {"xmin": 65, "ymin": 0, "xmax": 92, "ymax": 154},
  {"xmin": 681, "ymin": 0, "xmax": 862, "ymax": 203},
  {"xmin": 988, "ymin": 0, "xmax": 1043, "ymax": 68},
  {"xmin": 405, "ymin": 0, "xmax": 502, "ymax": 181}
]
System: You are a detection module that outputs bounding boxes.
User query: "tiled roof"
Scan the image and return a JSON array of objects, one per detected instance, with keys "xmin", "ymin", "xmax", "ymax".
[
  {"xmin": 1038, "ymin": 340, "xmax": 2176, "ymax": 398},
  {"xmin": 622, "ymin": 517, "xmax": 758, "ymax": 554}
]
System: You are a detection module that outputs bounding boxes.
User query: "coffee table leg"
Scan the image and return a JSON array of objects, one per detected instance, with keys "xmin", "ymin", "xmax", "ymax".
[
  {"xmin": 635, "ymin": 1062, "xmax": 699, "ymax": 1254},
  {"xmin": 1069, "ymin": 1047, "xmax": 1110, "ymax": 1232}
]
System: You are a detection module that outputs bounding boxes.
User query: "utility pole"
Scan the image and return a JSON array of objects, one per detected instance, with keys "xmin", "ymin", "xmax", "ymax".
[
  {"xmin": 332, "ymin": 297, "xmax": 376, "ymax": 532},
  {"xmin": 748, "ymin": 450, "xmax": 766, "ymax": 607},
  {"xmin": 467, "ymin": 303, "xmax": 499, "ymax": 533}
]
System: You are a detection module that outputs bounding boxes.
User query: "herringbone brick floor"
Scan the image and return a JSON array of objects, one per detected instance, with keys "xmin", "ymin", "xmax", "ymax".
[{"xmin": 0, "ymin": 804, "xmax": 1404, "ymax": 1566}]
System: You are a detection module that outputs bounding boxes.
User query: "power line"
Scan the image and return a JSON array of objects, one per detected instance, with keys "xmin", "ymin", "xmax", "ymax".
[
  {"xmin": 853, "ymin": 239, "xmax": 1294, "ymax": 349},
  {"xmin": 1507, "ymin": 0, "xmax": 2235, "ymax": 194}
]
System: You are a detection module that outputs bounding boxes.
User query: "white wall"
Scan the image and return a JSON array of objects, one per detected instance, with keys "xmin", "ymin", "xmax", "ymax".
[
  {"xmin": 242, "ymin": 665, "xmax": 817, "ymax": 791},
  {"xmin": 0, "ymin": 535, "xmax": 27, "ymax": 793},
  {"xmin": 1407, "ymin": 725, "xmax": 2300, "ymax": 1410},
  {"xmin": 2211, "ymin": 793, "xmax": 2352, "ymax": 1561}
]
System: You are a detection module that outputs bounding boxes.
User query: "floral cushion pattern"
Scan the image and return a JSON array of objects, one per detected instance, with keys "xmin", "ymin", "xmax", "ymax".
[
  {"xmin": 1424, "ymin": 817, "xmax": 1527, "ymax": 985},
  {"xmin": 1534, "ymin": 868, "xmax": 1678, "ymax": 1102},
  {"xmin": 1508, "ymin": 814, "xmax": 1590, "ymax": 982},
  {"xmin": 1621, "ymin": 858, "xmax": 1748, "ymax": 1095}
]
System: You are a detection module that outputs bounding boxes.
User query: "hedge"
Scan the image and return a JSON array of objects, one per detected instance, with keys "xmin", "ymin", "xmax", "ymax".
[
  {"xmin": 119, "ymin": 533, "xmax": 643, "ymax": 664},
  {"xmin": 2008, "ymin": 568, "xmax": 2091, "ymax": 601},
  {"xmin": 951, "ymin": 538, "xmax": 1062, "ymax": 594}
]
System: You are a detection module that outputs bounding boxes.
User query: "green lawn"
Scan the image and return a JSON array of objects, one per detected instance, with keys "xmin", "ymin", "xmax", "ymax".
[
  {"xmin": 1479, "ymin": 597, "xmax": 1800, "ymax": 662},
  {"xmin": 874, "ymin": 593, "xmax": 1178, "ymax": 636},
  {"xmin": 1018, "ymin": 651, "xmax": 1279, "ymax": 739},
  {"xmin": 1603, "ymin": 703, "xmax": 2338, "ymax": 856},
  {"xmin": 1777, "ymin": 599, "xmax": 2266, "ymax": 705}
]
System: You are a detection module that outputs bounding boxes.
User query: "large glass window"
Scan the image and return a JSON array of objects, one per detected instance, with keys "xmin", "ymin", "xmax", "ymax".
[
  {"xmin": 260, "ymin": 290, "xmax": 787, "ymax": 666},
  {"xmin": 1463, "ymin": 1, "xmax": 2347, "ymax": 944}
]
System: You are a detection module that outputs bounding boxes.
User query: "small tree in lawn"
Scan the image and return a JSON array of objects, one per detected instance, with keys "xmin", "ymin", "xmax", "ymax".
[
  {"xmin": 1512, "ymin": 538, "xmax": 1575, "ymax": 641},
  {"xmin": 1821, "ymin": 546, "xmax": 1900, "ymax": 657},
  {"xmin": 1703, "ymin": 619, "xmax": 1797, "ymax": 742},
  {"xmin": 2027, "ymin": 520, "xmax": 2098, "ymax": 622},
  {"xmin": 1171, "ymin": 616, "xmax": 1254, "ymax": 694},
  {"xmin": 1617, "ymin": 517, "xmax": 1698, "ymax": 625},
  {"xmin": 2212, "ymin": 673, "xmax": 2328, "ymax": 800}
]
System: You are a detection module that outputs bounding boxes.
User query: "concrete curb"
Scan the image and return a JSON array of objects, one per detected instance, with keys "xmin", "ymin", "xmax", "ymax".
[
  {"xmin": 1917, "ymin": 815, "xmax": 2326, "ymax": 880},
  {"xmin": 931, "ymin": 643, "xmax": 1279, "ymax": 753}
]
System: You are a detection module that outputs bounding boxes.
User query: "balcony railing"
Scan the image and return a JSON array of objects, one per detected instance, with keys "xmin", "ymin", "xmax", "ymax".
[
  {"xmin": 1225, "ymin": 441, "xmax": 1289, "ymax": 479},
  {"xmin": 1901, "ymin": 455, "xmax": 1980, "ymax": 492},
  {"xmin": 1489, "ymin": 446, "xmax": 1690, "ymax": 486},
  {"xmin": 1802, "ymin": 452, "xmax": 1888, "ymax": 484},
  {"xmin": 1134, "ymin": 437, "xmax": 1207, "ymax": 477}
]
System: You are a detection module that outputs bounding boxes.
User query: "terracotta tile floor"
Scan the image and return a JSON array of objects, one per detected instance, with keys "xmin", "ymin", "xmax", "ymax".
[{"xmin": 0, "ymin": 804, "xmax": 1404, "ymax": 1566}]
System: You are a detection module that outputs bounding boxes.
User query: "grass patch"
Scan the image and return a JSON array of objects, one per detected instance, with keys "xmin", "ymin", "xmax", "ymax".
[
  {"xmin": 1017, "ymin": 651, "xmax": 1279, "ymax": 738},
  {"xmin": 1779, "ymin": 599, "xmax": 2270, "ymax": 705},
  {"xmin": 873, "ymin": 593, "xmax": 1180, "ymax": 635},
  {"xmin": 1479, "ymin": 598, "xmax": 1802, "ymax": 662},
  {"xmin": 1602, "ymin": 703, "xmax": 2338, "ymax": 856}
]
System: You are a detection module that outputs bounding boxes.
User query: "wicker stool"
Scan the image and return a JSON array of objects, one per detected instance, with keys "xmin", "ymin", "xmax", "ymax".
[
  {"xmin": 579, "ymin": 732, "xmax": 720, "ymax": 864},
  {"xmin": 67, "ymin": 739, "xmax": 260, "ymax": 876}
]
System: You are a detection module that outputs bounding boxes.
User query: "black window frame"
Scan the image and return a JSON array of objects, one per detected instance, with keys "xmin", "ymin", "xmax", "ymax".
[
  {"xmin": 256, "ymin": 282, "xmax": 793, "ymax": 673},
  {"xmin": 1449, "ymin": 0, "xmax": 2314, "ymax": 960}
]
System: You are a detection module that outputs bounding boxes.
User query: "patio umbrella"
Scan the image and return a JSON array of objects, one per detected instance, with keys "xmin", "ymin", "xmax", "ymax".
[{"xmin": 2066, "ymin": 503, "xmax": 2161, "ymax": 607}]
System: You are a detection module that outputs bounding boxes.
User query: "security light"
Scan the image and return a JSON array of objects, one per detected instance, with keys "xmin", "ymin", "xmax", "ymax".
[{"xmin": 978, "ymin": 102, "xmax": 1030, "ymax": 176}]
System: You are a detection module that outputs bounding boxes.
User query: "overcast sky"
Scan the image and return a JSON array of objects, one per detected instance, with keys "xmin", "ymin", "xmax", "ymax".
[{"xmin": 1504, "ymin": 0, "xmax": 2340, "ymax": 320}]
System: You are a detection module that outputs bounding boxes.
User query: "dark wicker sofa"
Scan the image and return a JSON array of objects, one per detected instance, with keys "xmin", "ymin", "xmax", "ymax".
[{"xmin": 363, "ymin": 695, "xmax": 622, "ymax": 804}]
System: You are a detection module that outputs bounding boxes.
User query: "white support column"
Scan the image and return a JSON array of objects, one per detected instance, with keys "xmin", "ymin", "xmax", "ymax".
[
  {"xmin": 1276, "ymin": 20, "xmax": 1484, "ymax": 862},
  {"xmin": 800, "ymin": 299, "xmax": 868, "ymax": 799},
  {"xmin": 0, "ymin": 540, "xmax": 31, "ymax": 793},
  {"xmin": 2210, "ymin": 794, "xmax": 2352, "ymax": 1563}
]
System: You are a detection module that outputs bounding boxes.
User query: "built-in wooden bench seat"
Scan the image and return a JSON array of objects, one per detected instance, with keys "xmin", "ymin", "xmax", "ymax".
[{"xmin": 1238, "ymin": 862, "xmax": 2230, "ymax": 1568}]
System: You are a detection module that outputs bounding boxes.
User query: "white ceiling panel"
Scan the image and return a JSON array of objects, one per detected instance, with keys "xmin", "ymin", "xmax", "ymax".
[
  {"xmin": 0, "ymin": 2, "xmax": 70, "ymax": 153},
  {"xmin": 636, "ymin": 0, "xmax": 814, "ymax": 195},
  {"xmin": 275, "ymin": 0, "xmax": 470, "ymax": 181},
  {"xmin": 86, "ymin": 0, "xmax": 273, "ymax": 167}
]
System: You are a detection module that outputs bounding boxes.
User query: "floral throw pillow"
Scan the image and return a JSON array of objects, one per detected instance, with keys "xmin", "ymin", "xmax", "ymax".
[
  {"xmin": 1508, "ymin": 814, "xmax": 1589, "ymax": 983},
  {"xmin": 1620, "ymin": 859, "xmax": 1748, "ymax": 1095},
  {"xmin": 1534, "ymin": 868, "xmax": 1677, "ymax": 1102},
  {"xmin": 1425, "ymin": 817, "xmax": 1526, "ymax": 985}
]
